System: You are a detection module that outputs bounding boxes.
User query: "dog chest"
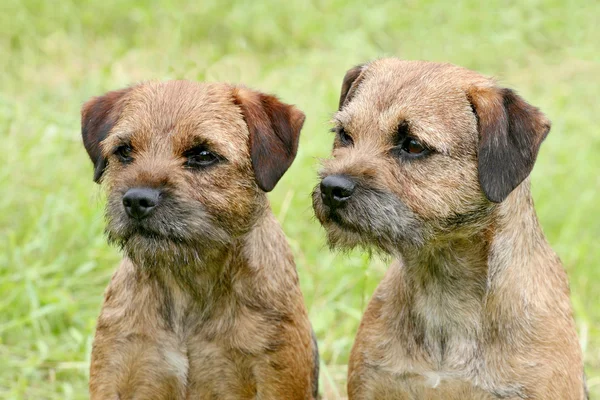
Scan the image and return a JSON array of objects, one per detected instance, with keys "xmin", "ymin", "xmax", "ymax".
[{"xmin": 360, "ymin": 370, "xmax": 519, "ymax": 400}]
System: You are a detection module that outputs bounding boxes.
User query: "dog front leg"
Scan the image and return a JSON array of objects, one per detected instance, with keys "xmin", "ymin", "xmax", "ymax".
[{"xmin": 90, "ymin": 330, "xmax": 187, "ymax": 400}]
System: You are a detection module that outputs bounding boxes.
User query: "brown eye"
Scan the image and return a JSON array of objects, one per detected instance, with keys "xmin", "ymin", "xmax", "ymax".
[
  {"xmin": 332, "ymin": 127, "xmax": 353, "ymax": 146},
  {"xmin": 402, "ymin": 137, "xmax": 426, "ymax": 154},
  {"xmin": 185, "ymin": 147, "xmax": 219, "ymax": 169},
  {"xmin": 115, "ymin": 144, "xmax": 133, "ymax": 163},
  {"xmin": 392, "ymin": 121, "xmax": 430, "ymax": 159}
]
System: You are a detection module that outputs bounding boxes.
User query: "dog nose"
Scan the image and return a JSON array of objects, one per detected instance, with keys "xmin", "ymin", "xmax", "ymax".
[
  {"xmin": 122, "ymin": 188, "xmax": 160, "ymax": 220},
  {"xmin": 320, "ymin": 175, "xmax": 356, "ymax": 209}
]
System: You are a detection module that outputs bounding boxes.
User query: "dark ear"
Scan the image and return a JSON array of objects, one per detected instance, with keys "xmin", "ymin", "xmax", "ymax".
[
  {"xmin": 338, "ymin": 64, "xmax": 367, "ymax": 110},
  {"xmin": 233, "ymin": 88, "xmax": 305, "ymax": 192},
  {"xmin": 81, "ymin": 87, "xmax": 132, "ymax": 183},
  {"xmin": 469, "ymin": 87, "xmax": 551, "ymax": 203}
]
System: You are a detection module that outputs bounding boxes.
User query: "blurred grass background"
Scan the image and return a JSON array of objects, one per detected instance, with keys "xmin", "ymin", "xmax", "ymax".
[{"xmin": 0, "ymin": 0, "xmax": 598, "ymax": 398}]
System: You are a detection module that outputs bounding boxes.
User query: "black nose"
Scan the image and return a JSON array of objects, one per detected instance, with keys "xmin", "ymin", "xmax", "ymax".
[
  {"xmin": 320, "ymin": 175, "xmax": 356, "ymax": 209},
  {"xmin": 122, "ymin": 188, "xmax": 160, "ymax": 220}
]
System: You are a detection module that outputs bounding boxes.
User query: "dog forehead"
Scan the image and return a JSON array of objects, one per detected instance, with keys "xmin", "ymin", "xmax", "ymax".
[
  {"xmin": 338, "ymin": 60, "xmax": 487, "ymax": 150},
  {"xmin": 116, "ymin": 81, "xmax": 249, "ymax": 154}
]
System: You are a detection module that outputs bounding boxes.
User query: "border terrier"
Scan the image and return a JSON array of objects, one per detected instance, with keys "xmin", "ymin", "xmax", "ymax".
[
  {"xmin": 81, "ymin": 81, "xmax": 319, "ymax": 399},
  {"xmin": 313, "ymin": 59, "xmax": 586, "ymax": 399}
]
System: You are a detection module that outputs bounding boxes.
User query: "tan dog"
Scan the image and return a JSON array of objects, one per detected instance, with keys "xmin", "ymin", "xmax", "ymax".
[
  {"xmin": 313, "ymin": 59, "xmax": 586, "ymax": 399},
  {"xmin": 81, "ymin": 81, "xmax": 319, "ymax": 399}
]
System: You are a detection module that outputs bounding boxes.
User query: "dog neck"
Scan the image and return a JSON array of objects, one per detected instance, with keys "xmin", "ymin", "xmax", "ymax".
[{"xmin": 388, "ymin": 181, "xmax": 565, "ymax": 361}]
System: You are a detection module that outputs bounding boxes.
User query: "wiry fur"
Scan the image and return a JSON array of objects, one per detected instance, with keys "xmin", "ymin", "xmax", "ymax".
[
  {"xmin": 313, "ymin": 59, "xmax": 586, "ymax": 399},
  {"xmin": 82, "ymin": 81, "xmax": 318, "ymax": 399},
  {"xmin": 312, "ymin": 183, "xmax": 425, "ymax": 253}
]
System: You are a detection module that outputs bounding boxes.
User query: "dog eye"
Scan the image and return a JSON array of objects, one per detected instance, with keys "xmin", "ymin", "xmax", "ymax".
[
  {"xmin": 185, "ymin": 147, "xmax": 218, "ymax": 168},
  {"xmin": 391, "ymin": 121, "xmax": 428, "ymax": 158},
  {"xmin": 115, "ymin": 144, "xmax": 133, "ymax": 163},
  {"xmin": 401, "ymin": 138, "xmax": 426, "ymax": 154},
  {"xmin": 332, "ymin": 127, "xmax": 353, "ymax": 146}
]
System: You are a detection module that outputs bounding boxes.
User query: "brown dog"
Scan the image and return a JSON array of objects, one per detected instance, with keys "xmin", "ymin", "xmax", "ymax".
[
  {"xmin": 313, "ymin": 59, "xmax": 586, "ymax": 399},
  {"xmin": 81, "ymin": 81, "xmax": 319, "ymax": 399}
]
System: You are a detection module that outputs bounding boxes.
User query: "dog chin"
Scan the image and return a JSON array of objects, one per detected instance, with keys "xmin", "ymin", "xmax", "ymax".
[
  {"xmin": 318, "ymin": 211, "xmax": 375, "ymax": 250},
  {"xmin": 322, "ymin": 220, "xmax": 363, "ymax": 249},
  {"xmin": 109, "ymin": 231, "xmax": 216, "ymax": 268},
  {"xmin": 322, "ymin": 209, "xmax": 356, "ymax": 232},
  {"xmin": 106, "ymin": 221, "xmax": 168, "ymax": 244},
  {"xmin": 106, "ymin": 228, "xmax": 165, "ymax": 254},
  {"xmin": 105, "ymin": 219, "xmax": 232, "ymax": 267},
  {"xmin": 318, "ymin": 205, "xmax": 426, "ymax": 255}
]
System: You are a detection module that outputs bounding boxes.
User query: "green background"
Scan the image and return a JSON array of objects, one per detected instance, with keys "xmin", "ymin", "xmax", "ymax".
[{"xmin": 1, "ymin": 1, "xmax": 598, "ymax": 398}]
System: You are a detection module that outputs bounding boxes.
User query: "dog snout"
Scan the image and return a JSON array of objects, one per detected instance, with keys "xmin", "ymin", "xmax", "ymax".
[
  {"xmin": 320, "ymin": 175, "xmax": 356, "ymax": 209},
  {"xmin": 122, "ymin": 187, "xmax": 161, "ymax": 220}
]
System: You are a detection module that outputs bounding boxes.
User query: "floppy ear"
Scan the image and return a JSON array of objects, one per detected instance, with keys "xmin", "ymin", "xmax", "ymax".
[
  {"xmin": 338, "ymin": 64, "xmax": 367, "ymax": 110},
  {"xmin": 81, "ymin": 87, "xmax": 132, "ymax": 183},
  {"xmin": 233, "ymin": 88, "xmax": 305, "ymax": 192},
  {"xmin": 469, "ymin": 86, "xmax": 551, "ymax": 203}
]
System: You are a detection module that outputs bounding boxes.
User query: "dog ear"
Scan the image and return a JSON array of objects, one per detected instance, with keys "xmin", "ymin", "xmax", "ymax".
[
  {"xmin": 338, "ymin": 64, "xmax": 367, "ymax": 110},
  {"xmin": 233, "ymin": 88, "xmax": 305, "ymax": 192},
  {"xmin": 81, "ymin": 87, "xmax": 132, "ymax": 183},
  {"xmin": 469, "ymin": 86, "xmax": 551, "ymax": 203}
]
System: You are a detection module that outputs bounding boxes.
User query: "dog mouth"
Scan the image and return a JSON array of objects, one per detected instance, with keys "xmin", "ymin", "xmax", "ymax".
[
  {"xmin": 103, "ymin": 192, "xmax": 236, "ymax": 268},
  {"xmin": 312, "ymin": 183, "xmax": 426, "ymax": 251},
  {"xmin": 316, "ymin": 204, "xmax": 389, "ymax": 252},
  {"xmin": 106, "ymin": 220, "xmax": 173, "ymax": 247},
  {"xmin": 328, "ymin": 211, "xmax": 346, "ymax": 227},
  {"xmin": 106, "ymin": 218, "xmax": 213, "ymax": 267},
  {"xmin": 125, "ymin": 223, "xmax": 169, "ymax": 240},
  {"xmin": 321, "ymin": 207, "xmax": 361, "ymax": 232},
  {"xmin": 105, "ymin": 203, "xmax": 198, "ymax": 244},
  {"xmin": 313, "ymin": 194, "xmax": 375, "ymax": 244},
  {"xmin": 312, "ymin": 183, "xmax": 369, "ymax": 233},
  {"xmin": 105, "ymin": 203, "xmax": 231, "ymax": 251}
]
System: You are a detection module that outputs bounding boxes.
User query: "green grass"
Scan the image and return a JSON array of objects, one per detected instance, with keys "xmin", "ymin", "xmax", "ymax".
[{"xmin": 1, "ymin": 0, "xmax": 598, "ymax": 398}]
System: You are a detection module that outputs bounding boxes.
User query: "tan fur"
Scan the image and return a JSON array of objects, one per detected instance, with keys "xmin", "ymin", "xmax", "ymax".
[
  {"xmin": 83, "ymin": 81, "xmax": 317, "ymax": 399},
  {"xmin": 313, "ymin": 59, "xmax": 585, "ymax": 399}
]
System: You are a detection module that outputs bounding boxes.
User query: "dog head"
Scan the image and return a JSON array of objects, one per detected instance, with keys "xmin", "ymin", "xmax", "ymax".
[
  {"xmin": 82, "ymin": 81, "xmax": 304, "ymax": 266},
  {"xmin": 313, "ymin": 59, "xmax": 550, "ymax": 253}
]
